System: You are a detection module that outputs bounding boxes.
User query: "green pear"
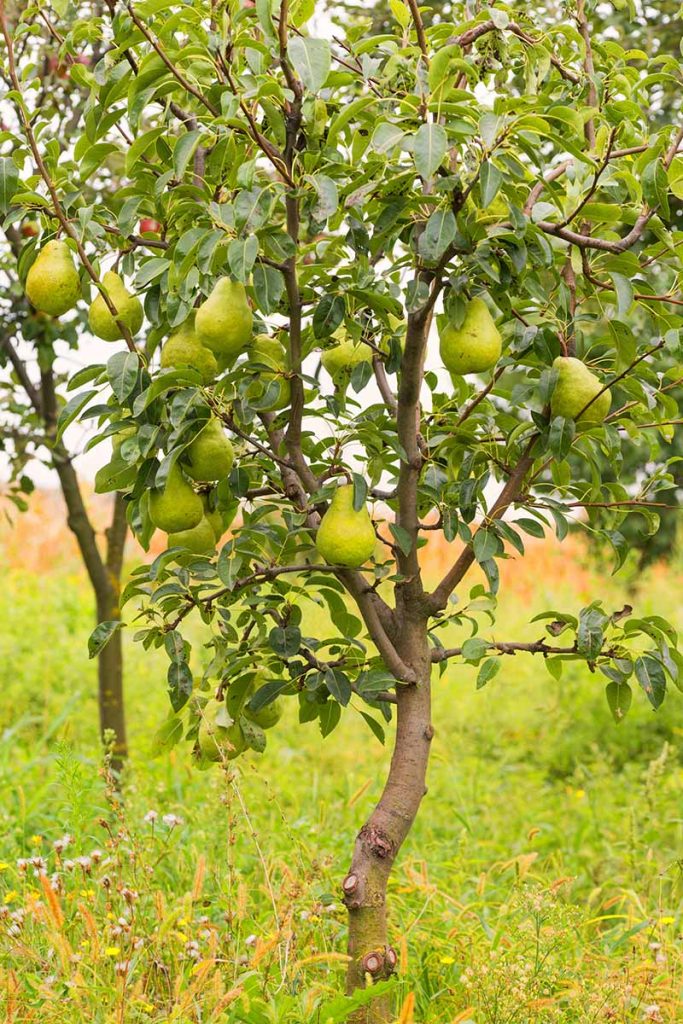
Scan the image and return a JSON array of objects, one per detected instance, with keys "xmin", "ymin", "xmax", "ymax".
[
  {"xmin": 245, "ymin": 689, "xmax": 283, "ymax": 729},
  {"xmin": 197, "ymin": 699, "xmax": 245, "ymax": 762},
  {"xmin": 550, "ymin": 356, "xmax": 611, "ymax": 427},
  {"xmin": 161, "ymin": 317, "xmax": 218, "ymax": 384},
  {"xmin": 148, "ymin": 462, "xmax": 203, "ymax": 532},
  {"xmin": 183, "ymin": 418, "xmax": 235, "ymax": 482},
  {"xmin": 195, "ymin": 278, "xmax": 253, "ymax": 364},
  {"xmin": 247, "ymin": 334, "xmax": 291, "ymax": 411},
  {"xmin": 201, "ymin": 494, "xmax": 224, "ymax": 542},
  {"xmin": 439, "ymin": 297, "xmax": 502, "ymax": 375},
  {"xmin": 316, "ymin": 484, "xmax": 376, "ymax": 567},
  {"xmin": 25, "ymin": 240, "xmax": 81, "ymax": 317},
  {"xmin": 321, "ymin": 330, "xmax": 373, "ymax": 383},
  {"xmin": 167, "ymin": 516, "xmax": 216, "ymax": 559},
  {"xmin": 88, "ymin": 271, "xmax": 144, "ymax": 342}
]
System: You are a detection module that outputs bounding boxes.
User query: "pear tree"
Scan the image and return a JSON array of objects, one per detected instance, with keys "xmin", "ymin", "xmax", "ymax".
[{"xmin": 2, "ymin": 0, "xmax": 683, "ymax": 1019}]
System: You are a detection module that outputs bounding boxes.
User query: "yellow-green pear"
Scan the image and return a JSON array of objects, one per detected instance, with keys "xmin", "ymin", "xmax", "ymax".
[
  {"xmin": 88, "ymin": 271, "xmax": 144, "ymax": 342},
  {"xmin": 201, "ymin": 494, "xmax": 224, "ymax": 542},
  {"xmin": 321, "ymin": 330, "xmax": 373, "ymax": 383},
  {"xmin": 161, "ymin": 317, "xmax": 218, "ymax": 384},
  {"xmin": 248, "ymin": 334, "xmax": 291, "ymax": 410},
  {"xmin": 148, "ymin": 462, "xmax": 203, "ymax": 532},
  {"xmin": 183, "ymin": 418, "xmax": 235, "ymax": 482},
  {"xmin": 439, "ymin": 297, "xmax": 502, "ymax": 375},
  {"xmin": 550, "ymin": 356, "xmax": 611, "ymax": 427},
  {"xmin": 25, "ymin": 240, "xmax": 81, "ymax": 317},
  {"xmin": 316, "ymin": 484, "xmax": 376, "ymax": 567},
  {"xmin": 197, "ymin": 699, "xmax": 245, "ymax": 762},
  {"xmin": 167, "ymin": 516, "xmax": 216, "ymax": 559},
  {"xmin": 195, "ymin": 278, "xmax": 253, "ymax": 364}
]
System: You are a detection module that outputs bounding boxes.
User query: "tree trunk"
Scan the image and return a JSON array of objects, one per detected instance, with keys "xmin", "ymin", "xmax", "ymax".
[
  {"xmin": 97, "ymin": 492, "xmax": 128, "ymax": 774},
  {"xmin": 343, "ymin": 616, "xmax": 433, "ymax": 1023}
]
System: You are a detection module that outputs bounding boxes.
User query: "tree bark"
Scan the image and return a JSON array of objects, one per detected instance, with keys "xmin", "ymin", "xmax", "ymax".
[{"xmin": 343, "ymin": 615, "xmax": 433, "ymax": 1023}]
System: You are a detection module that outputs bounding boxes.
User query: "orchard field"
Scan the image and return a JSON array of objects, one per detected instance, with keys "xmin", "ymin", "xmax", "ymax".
[{"xmin": 1, "ymin": 505, "xmax": 681, "ymax": 1024}]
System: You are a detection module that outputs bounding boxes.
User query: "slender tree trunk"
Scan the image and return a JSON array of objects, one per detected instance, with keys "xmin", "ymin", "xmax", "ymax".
[
  {"xmin": 343, "ymin": 615, "xmax": 433, "ymax": 1023},
  {"xmin": 41, "ymin": 367, "xmax": 129, "ymax": 769}
]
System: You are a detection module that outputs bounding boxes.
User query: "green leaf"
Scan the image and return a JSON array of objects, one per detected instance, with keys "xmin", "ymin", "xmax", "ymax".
[
  {"xmin": 319, "ymin": 699, "xmax": 341, "ymax": 737},
  {"xmin": 413, "ymin": 123, "xmax": 447, "ymax": 179},
  {"xmin": 479, "ymin": 161, "xmax": 502, "ymax": 208},
  {"xmin": 360, "ymin": 711, "xmax": 386, "ymax": 744},
  {"xmin": 0, "ymin": 158, "xmax": 19, "ymax": 214},
  {"xmin": 173, "ymin": 130, "xmax": 202, "ymax": 178},
  {"xmin": 56, "ymin": 389, "xmax": 99, "ymax": 443},
  {"xmin": 389, "ymin": 523, "xmax": 413, "ymax": 556},
  {"xmin": 609, "ymin": 272, "xmax": 634, "ymax": 317},
  {"xmin": 228, "ymin": 235, "xmax": 258, "ymax": 283},
  {"xmin": 418, "ymin": 209, "xmax": 456, "ymax": 262},
  {"xmin": 269, "ymin": 625, "xmax": 302, "ymax": 658},
  {"xmin": 477, "ymin": 657, "xmax": 501, "ymax": 689},
  {"xmin": 605, "ymin": 680, "xmax": 632, "ymax": 723},
  {"xmin": 313, "ymin": 293, "xmax": 345, "ymax": 338},
  {"xmin": 461, "ymin": 637, "xmax": 490, "ymax": 662},
  {"xmin": 288, "ymin": 37, "xmax": 331, "ymax": 92},
  {"xmin": 370, "ymin": 122, "xmax": 405, "ymax": 155},
  {"xmin": 168, "ymin": 661, "xmax": 193, "ymax": 712},
  {"xmin": 548, "ymin": 416, "xmax": 575, "ymax": 461},
  {"xmin": 88, "ymin": 620, "xmax": 124, "ymax": 659},
  {"xmin": 308, "ymin": 173, "xmax": 339, "ymax": 221},
  {"xmin": 642, "ymin": 157, "xmax": 669, "ymax": 217},
  {"xmin": 577, "ymin": 605, "xmax": 608, "ymax": 659},
  {"xmin": 634, "ymin": 655, "xmax": 666, "ymax": 709},
  {"xmin": 253, "ymin": 263, "xmax": 284, "ymax": 314},
  {"xmin": 250, "ymin": 678, "xmax": 291, "ymax": 711},
  {"xmin": 107, "ymin": 351, "xmax": 139, "ymax": 403},
  {"xmin": 325, "ymin": 669, "xmax": 352, "ymax": 706},
  {"xmin": 473, "ymin": 528, "xmax": 500, "ymax": 562}
]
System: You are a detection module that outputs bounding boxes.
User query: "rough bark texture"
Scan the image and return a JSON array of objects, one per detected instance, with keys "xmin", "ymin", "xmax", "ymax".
[{"xmin": 344, "ymin": 616, "xmax": 433, "ymax": 1023}]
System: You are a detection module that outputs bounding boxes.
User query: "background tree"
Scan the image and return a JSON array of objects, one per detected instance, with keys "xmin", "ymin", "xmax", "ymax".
[
  {"xmin": 3, "ymin": 1, "xmax": 683, "ymax": 1021},
  {"xmin": 0, "ymin": 13, "xmax": 133, "ymax": 771}
]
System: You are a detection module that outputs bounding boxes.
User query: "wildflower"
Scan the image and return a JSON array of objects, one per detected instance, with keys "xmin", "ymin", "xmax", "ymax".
[
  {"xmin": 120, "ymin": 887, "xmax": 139, "ymax": 905},
  {"xmin": 105, "ymin": 946, "xmax": 121, "ymax": 956},
  {"xmin": 53, "ymin": 835, "xmax": 72, "ymax": 854},
  {"xmin": 63, "ymin": 859, "xmax": 76, "ymax": 872},
  {"xmin": 245, "ymin": 934, "xmax": 257, "ymax": 946},
  {"xmin": 143, "ymin": 810, "xmax": 158, "ymax": 824},
  {"xmin": 16, "ymin": 859, "xmax": 28, "ymax": 873},
  {"xmin": 3, "ymin": 891, "xmax": 18, "ymax": 905},
  {"xmin": 29, "ymin": 835, "xmax": 43, "ymax": 847},
  {"xmin": 115, "ymin": 960, "xmax": 131, "ymax": 976},
  {"xmin": 75, "ymin": 856, "xmax": 93, "ymax": 874},
  {"xmin": 90, "ymin": 849, "xmax": 104, "ymax": 863},
  {"xmin": 162, "ymin": 813, "xmax": 183, "ymax": 828},
  {"xmin": 0, "ymin": 862, "xmax": 9, "ymax": 872}
]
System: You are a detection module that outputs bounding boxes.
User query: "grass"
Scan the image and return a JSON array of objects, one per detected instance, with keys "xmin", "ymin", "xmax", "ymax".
[{"xmin": 0, "ymin": 533, "xmax": 682, "ymax": 1022}]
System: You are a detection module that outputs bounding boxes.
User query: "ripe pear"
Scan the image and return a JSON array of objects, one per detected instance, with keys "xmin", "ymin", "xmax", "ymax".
[
  {"xmin": 197, "ymin": 699, "xmax": 245, "ymax": 762},
  {"xmin": 248, "ymin": 334, "xmax": 291, "ymax": 411},
  {"xmin": 161, "ymin": 317, "xmax": 218, "ymax": 384},
  {"xmin": 167, "ymin": 516, "xmax": 216, "ymax": 559},
  {"xmin": 439, "ymin": 297, "xmax": 502, "ymax": 375},
  {"xmin": 550, "ymin": 356, "xmax": 611, "ymax": 427},
  {"xmin": 183, "ymin": 418, "xmax": 235, "ymax": 482},
  {"xmin": 148, "ymin": 462, "xmax": 203, "ymax": 533},
  {"xmin": 88, "ymin": 271, "xmax": 144, "ymax": 342},
  {"xmin": 316, "ymin": 484, "xmax": 376, "ymax": 567},
  {"xmin": 195, "ymin": 278, "xmax": 253, "ymax": 364},
  {"xmin": 321, "ymin": 330, "xmax": 373, "ymax": 383},
  {"xmin": 201, "ymin": 494, "xmax": 224, "ymax": 542},
  {"xmin": 25, "ymin": 240, "xmax": 81, "ymax": 316}
]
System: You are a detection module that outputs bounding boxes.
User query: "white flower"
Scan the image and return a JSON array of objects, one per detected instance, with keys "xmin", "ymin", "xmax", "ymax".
[
  {"xmin": 53, "ymin": 835, "xmax": 72, "ymax": 854},
  {"xmin": 162, "ymin": 814, "xmax": 183, "ymax": 828},
  {"xmin": 143, "ymin": 810, "xmax": 158, "ymax": 824}
]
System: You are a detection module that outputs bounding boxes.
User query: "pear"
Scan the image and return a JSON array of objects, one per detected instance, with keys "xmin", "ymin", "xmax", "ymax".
[
  {"xmin": 245, "ymin": 692, "xmax": 283, "ymax": 729},
  {"xmin": 148, "ymin": 462, "xmax": 203, "ymax": 533},
  {"xmin": 316, "ymin": 484, "xmax": 376, "ymax": 567},
  {"xmin": 195, "ymin": 278, "xmax": 253, "ymax": 364},
  {"xmin": 201, "ymin": 494, "xmax": 224, "ymax": 542},
  {"xmin": 161, "ymin": 317, "xmax": 218, "ymax": 384},
  {"xmin": 88, "ymin": 271, "xmax": 144, "ymax": 342},
  {"xmin": 550, "ymin": 356, "xmax": 611, "ymax": 427},
  {"xmin": 197, "ymin": 699, "xmax": 245, "ymax": 762},
  {"xmin": 167, "ymin": 516, "xmax": 216, "ymax": 559},
  {"xmin": 248, "ymin": 334, "xmax": 291, "ymax": 411},
  {"xmin": 25, "ymin": 240, "xmax": 81, "ymax": 317},
  {"xmin": 439, "ymin": 297, "xmax": 502, "ymax": 375},
  {"xmin": 321, "ymin": 330, "xmax": 373, "ymax": 383},
  {"xmin": 183, "ymin": 418, "xmax": 235, "ymax": 482}
]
